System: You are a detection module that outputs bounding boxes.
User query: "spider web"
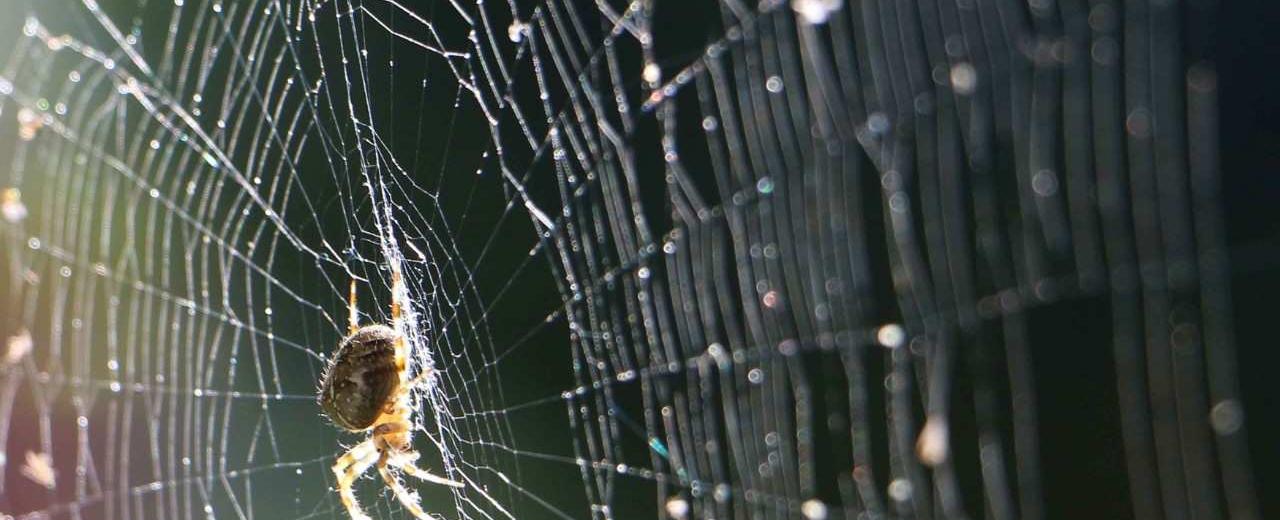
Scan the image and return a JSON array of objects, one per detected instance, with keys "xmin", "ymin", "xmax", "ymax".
[{"xmin": 0, "ymin": 0, "xmax": 1264, "ymax": 518}]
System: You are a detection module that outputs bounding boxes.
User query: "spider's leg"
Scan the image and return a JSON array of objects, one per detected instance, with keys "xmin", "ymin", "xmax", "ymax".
[
  {"xmin": 390, "ymin": 451, "xmax": 465, "ymax": 489},
  {"xmin": 332, "ymin": 439, "xmax": 378, "ymax": 520},
  {"xmin": 373, "ymin": 420, "xmax": 464, "ymax": 489},
  {"xmin": 348, "ymin": 278, "xmax": 359, "ymax": 335},
  {"xmin": 388, "ymin": 257, "xmax": 409, "ymax": 378},
  {"xmin": 389, "ymin": 257, "xmax": 403, "ymax": 324},
  {"xmin": 407, "ymin": 367, "xmax": 434, "ymax": 390},
  {"xmin": 333, "ymin": 438, "xmax": 374, "ymax": 476},
  {"xmin": 377, "ymin": 450, "xmax": 432, "ymax": 519}
]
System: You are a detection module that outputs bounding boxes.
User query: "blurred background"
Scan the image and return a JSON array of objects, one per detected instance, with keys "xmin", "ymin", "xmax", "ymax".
[{"xmin": 0, "ymin": 0, "xmax": 1276, "ymax": 518}]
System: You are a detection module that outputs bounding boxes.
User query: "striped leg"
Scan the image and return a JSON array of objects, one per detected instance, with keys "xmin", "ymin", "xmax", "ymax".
[
  {"xmin": 388, "ymin": 257, "xmax": 407, "ymax": 374},
  {"xmin": 332, "ymin": 439, "xmax": 378, "ymax": 520},
  {"xmin": 390, "ymin": 451, "xmax": 465, "ymax": 489},
  {"xmin": 378, "ymin": 450, "xmax": 431, "ymax": 519},
  {"xmin": 348, "ymin": 278, "xmax": 360, "ymax": 335}
]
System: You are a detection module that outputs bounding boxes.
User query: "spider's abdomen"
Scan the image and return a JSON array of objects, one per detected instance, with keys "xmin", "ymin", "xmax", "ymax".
[{"xmin": 318, "ymin": 324, "xmax": 400, "ymax": 431}]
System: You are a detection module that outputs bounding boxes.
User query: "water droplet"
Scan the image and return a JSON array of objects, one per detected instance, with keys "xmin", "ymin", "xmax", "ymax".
[
  {"xmin": 889, "ymin": 478, "xmax": 913, "ymax": 502},
  {"xmin": 1032, "ymin": 169, "xmax": 1058, "ymax": 196},
  {"xmin": 2, "ymin": 188, "xmax": 28, "ymax": 223},
  {"xmin": 642, "ymin": 63, "xmax": 661, "ymax": 84},
  {"xmin": 917, "ymin": 416, "xmax": 949, "ymax": 466},
  {"xmin": 794, "ymin": 0, "xmax": 843, "ymax": 23},
  {"xmin": 877, "ymin": 324, "xmax": 905, "ymax": 348},
  {"xmin": 762, "ymin": 290, "xmax": 780, "ymax": 309},
  {"xmin": 1211, "ymin": 399, "xmax": 1244, "ymax": 435},
  {"xmin": 765, "ymin": 75, "xmax": 783, "ymax": 93},
  {"xmin": 665, "ymin": 497, "xmax": 690, "ymax": 519},
  {"xmin": 507, "ymin": 21, "xmax": 528, "ymax": 42},
  {"xmin": 950, "ymin": 63, "xmax": 977, "ymax": 94},
  {"xmin": 801, "ymin": 499, "xmax": 829, "ymax": 520}
]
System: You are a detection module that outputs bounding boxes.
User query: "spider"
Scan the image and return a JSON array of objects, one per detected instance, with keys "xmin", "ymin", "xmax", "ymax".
[{"xmin": 318, "ymin": 258, "xmax": 463, "ymax": 520}]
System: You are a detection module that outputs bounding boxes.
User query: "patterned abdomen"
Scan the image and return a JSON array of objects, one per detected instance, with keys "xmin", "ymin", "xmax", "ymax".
[{"xmin": 318, "ymin": 324, "xmax": 401, "ymax": 431}]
